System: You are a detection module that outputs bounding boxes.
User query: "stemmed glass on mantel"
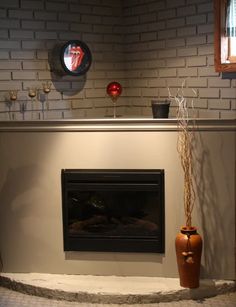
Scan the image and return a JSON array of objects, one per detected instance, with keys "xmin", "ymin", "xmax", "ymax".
[
  {"xmin": 42, "ymin": 81, "xmax": 52, "ymax": 119},
  {"xmin": 28, "ymin": 87, "xmax": 37, "ymax": 120},
  {"xmin": 7, "ymin": 90, "xmax": 18, "ymax": 120},
  {"xmin": 106, "ymin": 82, "xmax": 122, "ymax": 118}
]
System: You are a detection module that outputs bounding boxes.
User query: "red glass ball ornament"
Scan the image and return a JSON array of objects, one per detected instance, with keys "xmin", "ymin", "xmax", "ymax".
[{"xmin": 106, "ymin": 82, "xmax": 122, "ymax": 100}]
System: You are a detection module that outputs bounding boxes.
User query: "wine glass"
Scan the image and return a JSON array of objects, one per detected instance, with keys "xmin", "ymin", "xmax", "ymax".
[
  {"xmin": 42, "ymin": 81, "xmax": 52, "ymax": 115},
  {"xmin": 8, "ymin": 90, "xmax": 18, "ymax": 120},
  {"xmin": 28, "ymin": 87, "xmax": 37, "ymax": 119}
]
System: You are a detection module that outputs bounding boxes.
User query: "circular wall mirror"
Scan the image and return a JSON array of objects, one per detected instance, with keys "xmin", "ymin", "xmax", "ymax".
[{"xmin": 60, "ymin": 40, "xmax": 92, "ymax": 76}]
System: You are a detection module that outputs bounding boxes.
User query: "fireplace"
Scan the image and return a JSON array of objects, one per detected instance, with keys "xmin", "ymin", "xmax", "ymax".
[{"xmin": 61, "ymin": 169, "xmax": 165, "ymax": 253}]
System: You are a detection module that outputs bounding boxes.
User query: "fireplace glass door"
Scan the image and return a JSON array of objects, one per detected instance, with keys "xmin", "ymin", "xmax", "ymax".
[{"xmin": 61, "ymin": 169, "xmax": 165, "ymax": 253}]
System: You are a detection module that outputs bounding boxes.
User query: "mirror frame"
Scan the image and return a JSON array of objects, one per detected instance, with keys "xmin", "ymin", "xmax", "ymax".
[{"xmin": 214, "ymin": 0, "xmax": 236, "ymax": 72}]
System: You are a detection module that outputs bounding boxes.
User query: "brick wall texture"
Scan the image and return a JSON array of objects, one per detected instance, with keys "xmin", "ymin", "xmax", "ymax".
[{"xmin": 0, "ymin": 0, "xmax": 235, "ymax": 120}]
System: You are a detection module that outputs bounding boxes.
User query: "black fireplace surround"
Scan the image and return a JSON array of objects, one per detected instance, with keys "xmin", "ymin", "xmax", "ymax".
[{"xmin": 61, "ymin": 169, "xmax": 165, "ymax": 253}]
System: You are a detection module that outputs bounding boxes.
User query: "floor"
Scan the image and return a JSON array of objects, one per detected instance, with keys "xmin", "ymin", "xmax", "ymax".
[{"xmin": 0, "ymin": 287, "xmax": 236, "ymax": 307}]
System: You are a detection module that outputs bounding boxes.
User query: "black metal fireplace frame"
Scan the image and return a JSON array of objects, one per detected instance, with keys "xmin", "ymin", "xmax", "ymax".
[{"xmin": 61, "ymin": 169, "xmax": 165, "ymax": 253}]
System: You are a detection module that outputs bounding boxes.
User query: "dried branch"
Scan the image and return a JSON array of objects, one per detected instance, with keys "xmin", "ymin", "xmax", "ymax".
[{"xmin": 168, "ymin": 81, "xmax": 196, "ymax": 227}]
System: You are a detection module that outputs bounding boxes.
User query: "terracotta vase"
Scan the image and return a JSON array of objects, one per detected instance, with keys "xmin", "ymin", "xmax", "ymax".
[{"xmin": 175, "ymin": 226, "xmax": 202, "ymax": 288}]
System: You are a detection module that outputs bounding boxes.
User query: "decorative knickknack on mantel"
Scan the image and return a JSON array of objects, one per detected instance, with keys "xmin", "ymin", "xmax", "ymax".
[
  {"xmin": 169, "ymin": 84, "xmax": 203, "ymax": 289},
  {"xmin": 151, "ymin": 100, "xmax": 170, "ymax": 118},
  {"xmin": 106, "ymin": 81, "xmax": 122, "ymax": 118}
]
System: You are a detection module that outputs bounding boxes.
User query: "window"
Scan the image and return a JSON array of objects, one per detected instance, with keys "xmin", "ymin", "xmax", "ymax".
[
  {"xmin": 228, "ymin": 37, "xmax": 236, "ymax": 62},
  {"xmin": 214, "ymin": 0, "xmax": 236, "ymax": 71}
]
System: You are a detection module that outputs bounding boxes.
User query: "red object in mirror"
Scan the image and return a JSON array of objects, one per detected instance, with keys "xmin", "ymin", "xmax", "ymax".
[
  {"xmin": 70, "ymin": 46, "xmax": 85, "ymax": 71},
  {"xmin": 60, "ymin": 40, "xmax": 92, "ymax": 76},
  {"xmin": 106, "ymin": 82, "xmax": 122, "ymax": 100}
]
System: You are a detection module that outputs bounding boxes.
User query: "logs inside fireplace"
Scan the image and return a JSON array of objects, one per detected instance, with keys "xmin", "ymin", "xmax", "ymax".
[{"xmin": 61, "ymin": 169, "xmax": 165, "ymax": 253}]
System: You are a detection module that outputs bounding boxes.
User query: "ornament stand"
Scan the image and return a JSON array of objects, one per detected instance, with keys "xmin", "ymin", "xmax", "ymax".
[{"xmin": 112, "ymin": 97, "xmax": 117, "ymax": 118}]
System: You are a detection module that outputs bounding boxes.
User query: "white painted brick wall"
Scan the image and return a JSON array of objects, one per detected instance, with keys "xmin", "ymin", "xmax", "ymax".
[
  {"xmin": 0, "ymin": 61, "xmax": 21, "ymax": 70},
  {"xmin": 0, "ymin": 51, "xmax": 9, "ymax": 59},
  {"xmin": 159, "ymin": 68, "xmax": 177, "ymax": 78},
  {"xmin": 0, "ymin": 30, "xmax": 8, "ymax": 39},
  {"xmin": 166, "ymin": 38, "xmax": 185, "ymax": 48},
  {"xmin": 178, "ymin": 47, "xmax": 197, "ymax": 57},
  {"xmin": 0, "ymin": 0, "xmax": 19, "ymax": 8},
  {"xmin": 186, "ymin": 56, "xmax": 207, "ymax": 67},
  {"xmin": 0, "ymin": 0, "xmax": 235, "ymax": 120},
  {"xmin": 0, "ymin": 72, "xmax": 11, "ymax": 80},
  {"xmin": 35, "ymin": 11, "xmax": 57, "ymax": 20},
  {"xmin": 159, "ymin": 49, "xmax": 176, "ymax": 58},
  {"xmin": 12, "ymin": 71, "xmax": 37, "ymax": 80},
  {"xmin": 199, "ymin": 88, "xmax": 220, "ymax": 98},
  {"xmin": 186, "ymin": 36, "xmax": 206, "ymax": 46},
  {"xmin": 178, "ymin": 68, "xmax": 198, "ymax": 77},
  {"xmin": 187, "ymin": 14, "xmax": 206, "ymax": 25},
  {"xmin": 209, "ymin": 99, "xmax": 231, "ymax": 110},
  {"xmin": 187, "ymin": 78, "xmax": 207, "ymax": 87},
  {"xmin": 177, "ymin": 5, "xmax": 196, "ymax": 17},
  {"xmin": 221, "ymin": 89, "xmax": 236, "ymax": 99},
  {"xmin": 177, "ymin": 26, "xmax": 196, "ymax": 37}
]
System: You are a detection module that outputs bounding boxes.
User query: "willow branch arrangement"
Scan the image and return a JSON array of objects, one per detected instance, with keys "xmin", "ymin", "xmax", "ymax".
[{"xmin": 168, "ymin": 82, "xmax": 196, "ymax": 227}]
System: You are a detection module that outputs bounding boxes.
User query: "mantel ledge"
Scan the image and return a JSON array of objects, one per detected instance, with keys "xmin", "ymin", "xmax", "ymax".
[{"xmin": 0, "ymin": 118, "xmax": 235, "ymax": 132}]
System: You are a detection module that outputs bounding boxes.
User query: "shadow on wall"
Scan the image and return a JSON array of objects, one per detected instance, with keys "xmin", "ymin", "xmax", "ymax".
[
  {"xmin": 193, "ymin": 132, "xmax": 234, "ymax": 279},
  {"xmin": 0, "ymin": 165, "xmax": 56, "ymax": 272},
  {"xmin": 0, "ymin": 251, "xmax": 3, "ymax": 272}
]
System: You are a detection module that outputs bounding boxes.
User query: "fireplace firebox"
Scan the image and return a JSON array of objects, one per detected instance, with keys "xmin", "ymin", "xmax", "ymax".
[{"xmin": 61, "ymin": 169, "xmax": 165, "ymax": 253}]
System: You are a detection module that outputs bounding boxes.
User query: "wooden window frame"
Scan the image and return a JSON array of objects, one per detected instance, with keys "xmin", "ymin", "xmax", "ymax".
[{"xmin": 214, "ymin": 0, "xmax": 236, "ymax": 72}]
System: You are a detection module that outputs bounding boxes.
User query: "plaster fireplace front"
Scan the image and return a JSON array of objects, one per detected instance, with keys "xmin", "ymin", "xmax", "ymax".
[{"xmin": 0, "ymin": 119, "xmax": 235, "ymax": 280}]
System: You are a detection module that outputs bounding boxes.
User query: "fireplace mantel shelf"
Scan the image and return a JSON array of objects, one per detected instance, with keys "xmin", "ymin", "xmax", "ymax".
[{"xmin": 0, "ymin": 118, "xmax": 235, "ymax": 132}]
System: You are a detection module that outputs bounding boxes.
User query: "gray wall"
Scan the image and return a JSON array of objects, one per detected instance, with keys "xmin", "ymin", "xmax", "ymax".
[{"xmin": 0, "ymin": 0, "xmax": 235, "ymax": 120}]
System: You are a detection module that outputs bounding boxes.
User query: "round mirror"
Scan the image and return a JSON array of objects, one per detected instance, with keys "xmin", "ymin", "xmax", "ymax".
[{"xmin": 60, "ymin": 40, "xmax": 92, "ymax": 76}]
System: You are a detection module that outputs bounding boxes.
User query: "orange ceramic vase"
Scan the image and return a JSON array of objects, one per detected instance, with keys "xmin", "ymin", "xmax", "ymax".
[{"xmin": 175, "ymin": 226, "xmax": 202, "ymax": 288}]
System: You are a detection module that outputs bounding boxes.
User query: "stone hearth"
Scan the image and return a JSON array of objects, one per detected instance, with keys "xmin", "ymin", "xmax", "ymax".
[{"xmin": 0, "ymin": 273, "xmax": 235, "ymax": 304}]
